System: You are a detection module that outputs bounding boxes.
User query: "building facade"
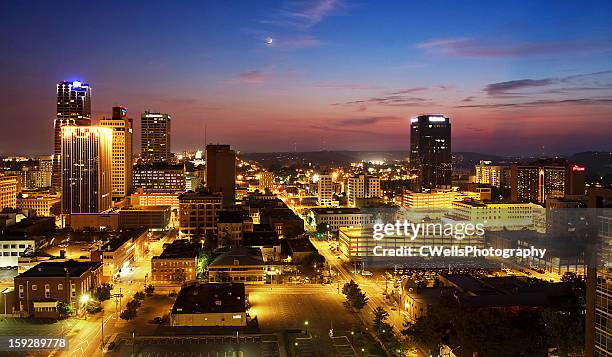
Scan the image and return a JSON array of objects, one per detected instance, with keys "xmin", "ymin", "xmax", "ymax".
[
  {"xmin": 133, "ymin": 163, "xmax": 185, "ymax": 193},
  {"xmin": 170, "ymin": 283, "xmax": 247, "ymax": 327},
  {"xmin": 317, "ymin": 173, "xmax": 334, "ymax": 207},
  {"xmin": 14, "ymin": 260, "xmax": 102, "ymax": 318},
  {"xmin": 511, "ymin": 159, "xmax": 586, "ymax": 204},
  {"xmin": 151, "ymin": 239, "xmax": 201, "ymax": 284},
  {"xmin": 52, "ymin": 81, "xmax": 92, "ymax": 191},
  {"xmin": 0, "ymin": 176, "xmax": 18, "ymax": 210},
  {"xmin": 475, "ymin": 161, "xmax": 510, "ymax": 188},
  {"xmin": 60, "ymin": 126, "xmax": 112, "ymax": 214},
  {"xmin": 141, "ymin": 111, "xmax": 171, "ymax": 163},
  {"xmin": 309, "ymin": 207, "xmax": 373, "ymax": 232},
  {"xmin": 16, "ymin": 192, "xmax": 60, "ymax": 216},
  {"xmin": 178, "ymin": 190, "xmax": 223, "ymax": 238},
  {"xmin": 410, "ymin": 115, "xmax": 452, "ymax": 190},
  {"xmin": 0, "ymin": 237, "xmax": 35, "ymax": 267},
  {"xmin": 258, "ymin": 171, "xmax": 275, "ymax": 191},
  {"xmin": 347, "ymin": 174, "xmax": 381, "ymax": 207},
  {"xmin": 100, "ymin": 107, "xmax": 133, "ymax": 201},
  {"xmin": 205, "ymin": 144, "xmax": 236, "ymax": 207}
]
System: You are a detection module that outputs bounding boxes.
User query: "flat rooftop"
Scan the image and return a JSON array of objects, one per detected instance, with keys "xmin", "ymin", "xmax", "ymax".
[
  {"xmin": 154, "ymin": 239, "xmax": 200, "ymax": 259},
  {"xmin": 17, "ymin": 260, "xmax": 101, "ymax": 278},
  {"xmin": 99, "ymin": 229, "xmax": 146, "ymax": 252},
  {"xmin": 172, "ymin": 283, "xmax": 246, "ymax": 314},
  {"xmin": 311, "ymin": 208, "xmax": 361, "ymax": 214}
]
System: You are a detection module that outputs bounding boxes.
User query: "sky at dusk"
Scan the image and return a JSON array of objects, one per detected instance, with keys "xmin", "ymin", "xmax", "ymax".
[{"xmin": 1, "ymin": 0, "xmax": 611, "ymax": 156}]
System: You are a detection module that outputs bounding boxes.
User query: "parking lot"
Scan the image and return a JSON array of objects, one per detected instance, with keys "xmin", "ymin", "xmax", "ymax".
[
  {"xmin": 247, "ymin": 285, "xmax": 359, "ymax": 332},
  {"xmin": 107, "ymin": 335, "xmax": 280, "ymax": 357}
]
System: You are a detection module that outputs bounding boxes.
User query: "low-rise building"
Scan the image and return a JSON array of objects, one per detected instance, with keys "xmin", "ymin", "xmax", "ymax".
[
  {"xmin": 151, "ymin": 240, "xmax": 201, "ymax": 284},
  {"xmin": 0, "ymin": 236, "xmax": 36, "ymax": 267},
  {"xmin": 450, "ymin": 199, "xmax": 544, "ymax": 231},
  {"xmin": 401, "ymin": 189, "xmax": 483, "ymax": 209},
  {"xmin": 286, "ymin": 238, "xmax": 318, "ymax": 263},
  {"xmin": 178, "ymin": 190, "xmax": 223, "ymax": 239},
  {"xmin": 170, "ymin": 283, "xmax": 246, "ymax": 327},
  {"xmin": 16, "ymin": 192, "xmax": 60, "ymax": 217},
  {"xmin": 129, "ymin": 189, "xmax": 180, "ymax": 211},
  {"xmin": 217, "ymin": 210, "xmax": 253, "ymax": 247},
  {"xmin": 338, "ymin": 226, "xmax": 484, "ymax": 262},
  {"xmin": 90, "ymin": 230, "xmax": 148, "ymax": 279},
  {"xmin": 118, "ymin": 206, "xmax": 170, "ymax": 230},
  {"xmin": 243, "ymin": 226, "xmax": 281, "ymax": 262},
  {"xmin": 309, "ymin": 207, "xmax": 373, "ymax": 232},
  {"xmin": 14, "ymin": 260, "xmax": 102, "ymax": 318},
  {"xmin": 208, "ymin": 246, "xmax": 266, "ymax": 284},
  {"xmin": 261, "ymin": 207, "xmax": 304, "ymax": 239}
]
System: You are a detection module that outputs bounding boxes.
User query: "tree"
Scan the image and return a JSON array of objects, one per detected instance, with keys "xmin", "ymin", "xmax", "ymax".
[
  {"xmin": 342, "ymin": 280, "xmax": 368, "ymax": 311},
  {"xmin": 134, "ymin": 291, "xmax": 145, "ymax": 301},
  {"xmin": 120, "ymin": 309, "xmax": 136, "ymax": 320},
  {"xmin": 126, "ymin": 299, "xmax": 141, "ymax": 311},
  {"xmin": 542, "ymin": 308, "xmax": 585, "ymax": 357},
  {"xmin": 373, "ymin": 307, "xmax": 390, "ymax": 334},
  {"xmin": 342, "ymin": 280, "xmax": 359, "ymax": 295},
  {"xmin": 94, "ymin": 283, "xmax": 113, "ymax": 302},
  {"xmin": 196, "ymin": 249, "xmax": 211, "ymax": 279},
  {"xmin": 57, "ymin": 301, "xmax": 73, "ymax": 317},
  {"xmin": 145, "ymin": 284, "xmax": 155, "ymax": 296}
]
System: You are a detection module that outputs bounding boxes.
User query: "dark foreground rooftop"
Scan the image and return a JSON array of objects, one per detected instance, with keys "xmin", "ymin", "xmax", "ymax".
[{"xmin": 172, "ymin": 283, "xmax": 246, "ymax": 314}]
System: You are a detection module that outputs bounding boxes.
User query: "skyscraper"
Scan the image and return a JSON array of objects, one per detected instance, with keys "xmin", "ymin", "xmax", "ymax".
[
  {"xmin": 52, "ymin": 81, "xmax": 92, "ymax": 191},
  {"xmin": 60, "ymin": 126, "xmax": 112, "ymax": 214},
  {"xmin": 205, "ymin": 144, "xmax": 236, "ymax": 207},
  {"xmin": 141, "ymin": 111, "xmax": 171, "ymax": 163},
  {"xmin": 410, "ymin": 115, "xmax": 452, "ymax": 191},
  {"xmin": 100, "ymin": 107, "xmax": 134, "ymax": 201}
]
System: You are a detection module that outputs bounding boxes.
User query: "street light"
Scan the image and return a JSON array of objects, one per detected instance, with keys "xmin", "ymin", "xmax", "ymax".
[
  {"xmin": 80, "ymin": 294, "xmax": 90, "ymax": 319},
  {"xmin": 304, "ymin": 320, "xmax": 309, "ymax": 335}
]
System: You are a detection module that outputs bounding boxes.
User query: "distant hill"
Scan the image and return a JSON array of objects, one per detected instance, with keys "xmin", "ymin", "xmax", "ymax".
[{"xmin": 240, "ymin": 151, "xmax": 612, "ymax": 185}]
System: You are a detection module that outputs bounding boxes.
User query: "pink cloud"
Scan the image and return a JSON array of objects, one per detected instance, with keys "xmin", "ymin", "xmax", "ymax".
[
  {"xmin": 415, "ymin": 37, "xmax": 612, "ymax": 58},
  {"xmin": 238, "ymin": 70, "xmax": 268, "ymax": 84}
]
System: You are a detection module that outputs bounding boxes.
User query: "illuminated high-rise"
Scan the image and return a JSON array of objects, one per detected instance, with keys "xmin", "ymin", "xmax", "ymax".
[
  {"xmin": 317, "ymin": 173, "xmax": 333, "ymax": 207},
  {"xmin": 410, "ymin": 115, "xmax": 452, "ymax": 190},
  {"xmin": 100, "ymin": 107, "xmax": 133, "ymax": 201},
  {"xmin": 510, "ymin": 159, "xmax": 586, "ymax": 203},
  {"xmin": 52, "ymin": 80, "xmax": 92, "ymax": 191},
  {"xmin": 60, "ymin": 126, "xmax": 112, "ymax": 214},
  {"xmin": 347, "ymin": 174, "xmax": 381, "ymax": 207},
  {"xmin": 141, "ymin": 111, "xmax": 171, "ymax": 163}
]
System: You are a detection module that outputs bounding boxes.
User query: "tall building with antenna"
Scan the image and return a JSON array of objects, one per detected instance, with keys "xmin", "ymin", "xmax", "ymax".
[{"xmin": 52, "ymin": 80, "xmax": 92, "ymax": 191}]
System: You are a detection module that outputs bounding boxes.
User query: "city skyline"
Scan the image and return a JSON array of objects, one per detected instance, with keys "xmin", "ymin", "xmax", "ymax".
[{"xmin": 1, "ymin": 0, "xmax": 612, "ymax": 156}]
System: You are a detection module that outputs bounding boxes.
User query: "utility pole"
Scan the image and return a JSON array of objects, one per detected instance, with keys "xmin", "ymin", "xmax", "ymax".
[{"xmin": 101, "ymin": 310, "xmax": 104, "ymax": 353}]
